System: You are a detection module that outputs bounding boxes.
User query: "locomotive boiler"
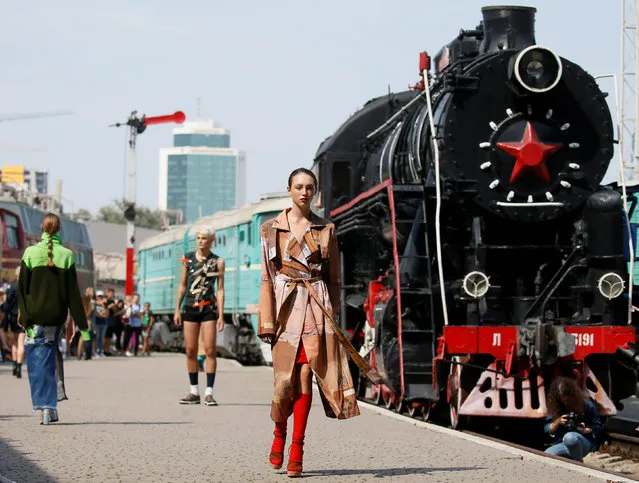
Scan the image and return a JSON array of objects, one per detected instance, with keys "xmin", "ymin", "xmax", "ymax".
[{"xmin": 312, "ymin": 5, "xmax": 638, "ymax": 429}]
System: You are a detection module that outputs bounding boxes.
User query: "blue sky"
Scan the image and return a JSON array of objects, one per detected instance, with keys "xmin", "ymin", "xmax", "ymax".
[{"xmin": 0, "ymin": 0, "xmax": 622, "ymax": 214}]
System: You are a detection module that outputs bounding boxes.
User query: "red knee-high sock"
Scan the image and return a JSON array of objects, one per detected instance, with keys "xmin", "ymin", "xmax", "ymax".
[
  {"xmin": 290, "ymin": 393, "xmax": 312, "ymax": 462},
  {"xmin": 271, "ymin": 420, "xmax": 287, "ymax": 454}
]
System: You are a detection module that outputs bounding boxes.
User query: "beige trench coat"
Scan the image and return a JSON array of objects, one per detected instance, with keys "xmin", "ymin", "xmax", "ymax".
[{"xmin": 258, "ymin": 209, "xmax": 360, "ymax": 422}]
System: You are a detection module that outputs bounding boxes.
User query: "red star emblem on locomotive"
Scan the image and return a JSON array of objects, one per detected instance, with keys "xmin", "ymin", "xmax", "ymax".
[{"xmin": 496, "ymin": 121, "xmax": 562, "ymax": 183}]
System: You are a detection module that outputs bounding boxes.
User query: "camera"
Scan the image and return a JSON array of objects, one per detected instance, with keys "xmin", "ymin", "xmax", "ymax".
[{"xmin": 565, "ymin": 412, "xmax": 579, "ymax": 432}]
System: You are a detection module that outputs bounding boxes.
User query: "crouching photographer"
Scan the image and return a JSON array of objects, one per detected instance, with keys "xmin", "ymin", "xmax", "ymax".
[{"xmin": 544, "ymin": 376, "xmax": 603, "ymax": 461}]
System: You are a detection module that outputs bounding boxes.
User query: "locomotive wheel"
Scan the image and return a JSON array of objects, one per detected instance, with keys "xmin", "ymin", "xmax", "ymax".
[
  {"xmin": 383, "ymin": 389, "xmax": 395, "ymax": 410},
  {"xmin": 407, "ymin": 402, "xmax": 422, "ymax": 419},
  {"xmin": 448, "ymin": 355, "xmax": 470, "ymax": 430},
  {"xmin": 373, "ymin": 385, "xmax": 384, "ymax": 405},
  {"xmin": 421, "ymin": 402, "xmax": 433, "ymax": 422},
  {"xmin": 394, "ymin": 399, "xmax": 406, "ymax": 414}
]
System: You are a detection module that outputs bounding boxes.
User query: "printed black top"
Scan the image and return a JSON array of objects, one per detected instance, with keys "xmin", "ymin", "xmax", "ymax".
[{"xmin": 182, "ymin": 251, "xmax": 219, "ymax": 313}]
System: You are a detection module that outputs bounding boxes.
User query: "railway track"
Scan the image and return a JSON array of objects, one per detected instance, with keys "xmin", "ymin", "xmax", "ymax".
[{"xmin": 592, "ymin": 433, "xmax": 639, "ymax": 478}]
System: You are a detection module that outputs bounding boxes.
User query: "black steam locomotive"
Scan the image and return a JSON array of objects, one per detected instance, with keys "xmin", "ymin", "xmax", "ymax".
[{"xmin": 312, "ymin": 6, "xmax": 638, "ymax": 428}]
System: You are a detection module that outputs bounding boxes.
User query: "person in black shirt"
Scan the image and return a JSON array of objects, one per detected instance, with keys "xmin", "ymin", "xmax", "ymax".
[
  {"xmin": 174, "ymin": 227, "xmax": 225, "ymax": 406},
  {"xmin": 104, "ymin": 289, "xmax": 122, "ymax": 356},
  {"xmin": 3, "ymin": 268, "xmax": 24, "ymax": 377}
]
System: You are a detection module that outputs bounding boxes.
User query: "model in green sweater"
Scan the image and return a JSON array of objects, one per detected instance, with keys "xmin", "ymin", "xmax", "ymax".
[{"xmin": 18, "ymin": 213, "xmax": 90, "ymax": 425}]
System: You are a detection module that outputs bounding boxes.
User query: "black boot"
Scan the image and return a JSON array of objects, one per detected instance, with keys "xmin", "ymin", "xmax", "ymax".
[
  {"xmin": 15, "ymin": 363, "xmax": 22, "ymax": 379},
  {"xmin": 12, "ymin": 361, "xmax": 17, "ymax": 376}
]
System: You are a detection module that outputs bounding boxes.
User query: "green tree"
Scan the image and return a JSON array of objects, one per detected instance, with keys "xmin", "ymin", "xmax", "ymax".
[
  {"xmin": 96, "ymin": 200, "xmax": 163, "ymax": 230},
  {"xmin": 72, "ymin": 208, "xmax": 93, "ymax": 221}
]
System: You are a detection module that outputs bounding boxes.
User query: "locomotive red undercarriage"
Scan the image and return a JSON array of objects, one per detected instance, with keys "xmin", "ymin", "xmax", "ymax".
[{"xmin": 437, "ymin": 325, "xmax": 636, "ymax": 420}]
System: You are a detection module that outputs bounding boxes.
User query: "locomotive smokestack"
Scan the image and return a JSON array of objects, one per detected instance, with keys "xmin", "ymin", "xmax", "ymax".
[{"xmin": 481, "ymin": 6, "xmax": 537, "ymax": 53}]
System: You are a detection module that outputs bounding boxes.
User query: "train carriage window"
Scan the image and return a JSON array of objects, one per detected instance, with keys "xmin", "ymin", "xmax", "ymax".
[
  {"xmin": 239, "ymin": 230, "xmax": 245, "ymax": 243},
  {"xmin": 81, "ymin": 252, "xmax": 86, "ymax": 267},
  {"xmin": 248, "ymin": 223, "xmax": 252, "ymax": 245},
  {"xmin": 5, "ymin": 214, "xmax": 19, "ymax": 249},
  {"xmin": 26, "ymin": 207, "xmax": 44, "ymax": 236}
]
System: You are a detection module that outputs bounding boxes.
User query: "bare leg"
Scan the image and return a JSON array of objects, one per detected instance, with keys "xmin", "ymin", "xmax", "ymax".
[
  {"xmin": 16, "ymin": 332, "xmax": 25, "ymax": 363},
  {"xmin": 183, "ymin": 322, "xmax": 200, "ymax": 374},
  {"xmin": 77, "ymin": 337, "xmax": 83, "ymax": 360},
  {"xmin": 200, "ymin": 320, "xmax": 217, "ymax": 374},
  {"xmin": 142, "ymin": 335, "xmax": 149, "ymax": 355},
  {"xmin": 11, "ymin": 335, "xmax": 17, "ymax": 361}
]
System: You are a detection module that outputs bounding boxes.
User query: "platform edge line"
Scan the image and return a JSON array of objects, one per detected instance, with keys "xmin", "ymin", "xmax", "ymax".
[
  {"xmin": 0, "ymin": 473, "xmax": 18, "ymax": 483},
  {"xmin": 357, "ymin": 400, "xmax": 635, "ymax": 483}
]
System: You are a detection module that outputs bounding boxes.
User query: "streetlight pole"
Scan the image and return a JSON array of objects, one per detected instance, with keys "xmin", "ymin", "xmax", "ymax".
[{"xmin": 110, "ymin": 109, "xmax": 185, "ymax": 296}]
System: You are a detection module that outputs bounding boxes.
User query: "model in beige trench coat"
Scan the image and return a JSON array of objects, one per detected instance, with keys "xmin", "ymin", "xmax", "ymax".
[{"xmin": 258, "ymin": 208, "xmax": 360, "ymax": 422}]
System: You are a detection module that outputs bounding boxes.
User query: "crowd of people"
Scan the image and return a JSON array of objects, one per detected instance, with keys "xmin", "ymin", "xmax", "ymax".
[{"xmin": 73, "ymin": 288, "xmax": 155, "ymax": 360}]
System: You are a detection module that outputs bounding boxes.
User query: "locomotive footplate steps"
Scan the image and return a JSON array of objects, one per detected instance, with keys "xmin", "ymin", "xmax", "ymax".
[{"xmin": 438, "ymin": 324, "xmax": 636, "ymax": 420}]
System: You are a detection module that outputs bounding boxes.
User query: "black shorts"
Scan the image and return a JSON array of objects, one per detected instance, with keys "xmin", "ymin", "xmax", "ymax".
[
  {"xmin": 182, "ymin": 308, "xmax": 218, "ymax": 323},
  {"xmin": 2, "ymin": 317, "xmax": 24, "ymax": 334},
  {"xmin": 105, "ymin": 321, "xmax": 123, "ymax": 338}
]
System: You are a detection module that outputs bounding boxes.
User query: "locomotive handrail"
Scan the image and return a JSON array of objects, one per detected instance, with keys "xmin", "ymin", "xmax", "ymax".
[
  {"xmin": 423, "ymin": 67, "xmax": 450, "ymax": 327},
  {"xmin": 495, "ymin": 201, "xmax": 564, "ymax": 207},
  {"xmin": 365, "ymin": 91, "xmax": 425, "ymax": 140}
]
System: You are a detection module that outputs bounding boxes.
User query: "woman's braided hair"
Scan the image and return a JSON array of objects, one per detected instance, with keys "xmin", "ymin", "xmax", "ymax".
[{"xmin": 40, "ymin": 213, "xmax": 61, "ymax": 268}]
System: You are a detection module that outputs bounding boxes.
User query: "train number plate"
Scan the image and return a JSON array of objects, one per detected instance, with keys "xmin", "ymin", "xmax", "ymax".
[{"xmin": 573, "ymin": 332, "xmax": 595, "ymax": 347}]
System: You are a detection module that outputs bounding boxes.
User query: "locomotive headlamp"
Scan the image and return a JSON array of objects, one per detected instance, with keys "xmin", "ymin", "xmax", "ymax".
[
  {"xmin": 462, "ymin": 271, "xmax": 490, "ymax": 299},
  {"xmin": 597, "ymin": 272, "xmax": 625, "ymax": 300},
  {"xmin": 513, "ymin": 45, "xmax": 563, "ymax": 93}
]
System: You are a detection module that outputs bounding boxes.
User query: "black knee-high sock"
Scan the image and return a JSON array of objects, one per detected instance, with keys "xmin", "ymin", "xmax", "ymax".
[
  {"xmin": 206, "ymin": 372, "xmax": 215, "ymax": 389},
  {"xmin": 189, "ymin": 372, "xmax": 198, "ymax": 385}
]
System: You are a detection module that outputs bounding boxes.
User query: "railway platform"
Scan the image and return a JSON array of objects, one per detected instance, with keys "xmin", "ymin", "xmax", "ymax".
[{"xmin": 0, "ymin": 354, "xmax": 634, "ymax": 483}]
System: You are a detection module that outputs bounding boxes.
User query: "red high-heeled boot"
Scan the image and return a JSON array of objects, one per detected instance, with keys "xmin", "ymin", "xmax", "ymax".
[
  {"xmin": 269, "ymin": 420, "xmax": 287, "ymax": 469},
  {"xmin": 287, "ymin": 393, "xmax": 312, "ymax": 477}
]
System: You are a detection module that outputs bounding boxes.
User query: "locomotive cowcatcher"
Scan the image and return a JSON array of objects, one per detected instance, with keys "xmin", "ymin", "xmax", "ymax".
[{"xmin": 312, "ymin": 5, "xmax": 639, "ymax": 429}]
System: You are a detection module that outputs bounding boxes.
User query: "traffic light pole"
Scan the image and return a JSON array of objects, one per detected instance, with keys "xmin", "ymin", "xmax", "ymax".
[{"xmin": 111, "ymin": 110, "xmax": 186, "ymax": 296}]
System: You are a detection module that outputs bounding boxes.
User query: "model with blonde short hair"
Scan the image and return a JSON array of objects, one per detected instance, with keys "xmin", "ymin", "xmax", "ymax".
[{"xmin": 174, "ymin": 225, "xmax": 225, "ymax": 406}]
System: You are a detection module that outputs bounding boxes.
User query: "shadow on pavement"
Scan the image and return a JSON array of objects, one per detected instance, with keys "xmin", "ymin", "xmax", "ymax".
[
  {"xmin": 0, "ymin": 414, "xmax": 33, "ymax": 420},
  {"xmin": 305, "ymin": 466, "xmax": 481, "ymax": 478},
  {"xmin": 216, "ymin": 403, "xmax": 271, "ymax": 407},
  {"xmin": 55, "ymin": 421, "xmax": 191, "ymax": 425},
  {"xmin": 0, "ymin": 436, "xmax": 57, "ymax": 483}
]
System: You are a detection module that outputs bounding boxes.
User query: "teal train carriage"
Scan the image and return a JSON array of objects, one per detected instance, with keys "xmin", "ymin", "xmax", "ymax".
[{"xmin": 137, "ymin": 193, "xmax": 291, "ymax": 364}]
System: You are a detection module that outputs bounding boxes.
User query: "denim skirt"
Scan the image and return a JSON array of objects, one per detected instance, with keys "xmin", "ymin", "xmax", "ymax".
[{"xmin": 25, "ymin": 326, "xmax": 67, "ymax": 410}]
